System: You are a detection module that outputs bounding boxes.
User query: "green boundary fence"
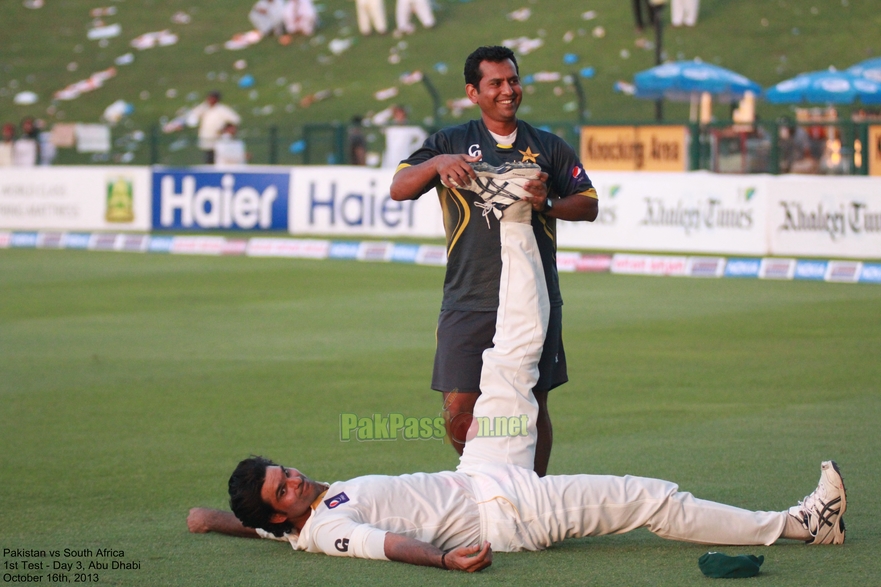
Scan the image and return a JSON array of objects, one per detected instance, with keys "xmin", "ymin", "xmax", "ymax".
[{"xmin": 48, "ymin": 121, "xmax": 873, "ymax": 175}]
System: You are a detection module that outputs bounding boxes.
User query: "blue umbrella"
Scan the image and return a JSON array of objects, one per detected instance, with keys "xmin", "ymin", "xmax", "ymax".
[
  {"xmin": 847, "ymin": 57, "xmax": 881, "ymax": 83},
  {"xmin": 765, "ymin": 69, "xmax": 881, "ymax": 104},
  {"xmin": 631, "ymin": 60, "xmax": 762, "ymax": 103}
]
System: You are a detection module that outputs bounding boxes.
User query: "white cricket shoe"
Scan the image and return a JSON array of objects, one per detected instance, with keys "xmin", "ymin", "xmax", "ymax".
[
  {"xmin": 444, "ymin": 162, "xmax": 541, "ymax": 226},
  {"xmin": 788, "ymin": 460, "xmax": 847, "ymax": 545}
]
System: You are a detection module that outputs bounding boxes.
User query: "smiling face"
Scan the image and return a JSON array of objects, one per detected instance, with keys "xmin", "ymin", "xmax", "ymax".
[
  {"xmin": 260, "ymin": 465, "xmax": 325, "ymax": 527},
  {"xmin": 466, "ymin": 58, "xmax": 522, "ymax": 135}
]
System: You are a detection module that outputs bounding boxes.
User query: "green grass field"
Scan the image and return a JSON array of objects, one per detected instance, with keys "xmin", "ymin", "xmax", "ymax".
[
  {"xmin": 1, "ymin": 249, "xmax": 880, "ymax": 585},
  {"xmin": 3, "ymin": 0, "xmax": 881, "ymax": 163}
]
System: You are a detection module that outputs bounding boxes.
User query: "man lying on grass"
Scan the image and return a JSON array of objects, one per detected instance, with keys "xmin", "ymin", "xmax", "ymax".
[
  {"xmin": 188, "ymin": 175, "xmax": 846, "ymax": 572},
  {"xmin": 189, "ymin": 456, "xmax": 845, "ymax": 572}
]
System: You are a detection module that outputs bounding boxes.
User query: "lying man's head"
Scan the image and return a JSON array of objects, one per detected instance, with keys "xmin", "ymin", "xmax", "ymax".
[{"xmin": 228, "ymin": 456, "xmax": 325, "ymax": 537}]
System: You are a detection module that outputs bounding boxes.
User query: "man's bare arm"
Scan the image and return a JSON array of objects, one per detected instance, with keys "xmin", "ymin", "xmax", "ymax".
[
  {"xmin": 389, "ymin": 154, "xmax": 481, "ymax": 201},
  {"xmin": 187, "ymin": 507, "xmax": 261, "ymax": 539},
  {"xmin": 383, "ymin": 532, "xmax": 492, "ymax": 572},
  {"xmin": 545, "ymin": 191, "xmax": 599, "ymax": 222}
]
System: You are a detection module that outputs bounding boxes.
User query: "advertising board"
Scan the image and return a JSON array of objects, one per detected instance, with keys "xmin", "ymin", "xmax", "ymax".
[
  {"xmin": 556, "ymin": 171, "xmax": 769, "ymax": 255},
  {"xmin": 0, "ymin": 167, "xmax": 150, "ymax": 231},
  {"xmin": 580, "ymin": 125, "xmax": 688, "ymax": 172},
  {"xmin": 152, "ymin": 168, "xmax": 290, "ymax": 231},
  {"xmin": 767, "ymin": 176, "xmax": 881, "ymax": 259},
  {"xmin": 288, "ymin": 166, "xmax": 445, "ymax": 238}
]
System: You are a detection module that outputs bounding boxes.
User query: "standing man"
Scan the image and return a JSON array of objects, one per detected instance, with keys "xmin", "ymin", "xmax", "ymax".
[
  {"xmin": 381, "ymin": 105, "xmax": 428, "ymax": 169},
  {"xmin": 355, "ymin": 0, "xmax": 387, "ymax": 35},
  {"xmin": 187, "ymin": 91, "xmax": 242, "ymax": 164},
  {"xmin": 249, "ymin": 0, "xmax": 286, "ymax": 37},
  {"xmin": 389, "ymin": 46, "xmax": 598, "ymax": 476},
  {"xmin": 632, "ymin": 0, "xmax": 656, "ymax": 34},
  {"xmin": 394, "ymin": 0, "xmax": 435, "ymax": 35},
  {"xmin": 671, "ymin": 0, "xmax": 700, "ymax": 27}
]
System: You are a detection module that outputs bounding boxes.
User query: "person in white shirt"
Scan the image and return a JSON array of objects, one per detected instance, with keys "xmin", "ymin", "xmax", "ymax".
[
  {"xmin": 188, "ymin": 167, "xmax": 847, "ymax": 569},
  {"xmin": 283, "ymin": 0, "xmax": 317, "ymax": 35},
  {"xmin": 186, "ymin": 91, "xmax": 242, "ymax": 164},
  {"xmin": 214, "ymin": 124, "xmax": 248, "ymax": 166},
  {"xmin": 0, "ymin": 123, "xmax": 14, "ymax": 167},
  {"xmin": 249, "ymin": 0, "xmax": 286, "ymax": 36},
  {"xmin": 381, "ymin": 105, "xmax": 427, "ymax": 169}
]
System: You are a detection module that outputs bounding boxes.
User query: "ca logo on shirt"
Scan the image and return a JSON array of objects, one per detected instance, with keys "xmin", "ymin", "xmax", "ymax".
[
  {"xmin": 468, "ymin": 143, "xmax": 482, "ymax": 158},
  {"xmin": 334, "ymin": 538, "xmax": 350, "ymax": 552}
]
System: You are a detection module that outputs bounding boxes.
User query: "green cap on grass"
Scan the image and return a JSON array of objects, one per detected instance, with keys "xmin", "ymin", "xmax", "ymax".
[{"xmin": 698, "ymin": 552, "xmax": 764, "ymax": 578}]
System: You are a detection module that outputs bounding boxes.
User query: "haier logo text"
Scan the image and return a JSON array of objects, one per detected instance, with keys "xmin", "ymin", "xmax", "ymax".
[
  {"xmin": 153, "ymin": 171, "xmax": 289, "ymax": 230},
  {"xmin": 308, "ymin": 179, "xmax": 415, "ymax": 228}
]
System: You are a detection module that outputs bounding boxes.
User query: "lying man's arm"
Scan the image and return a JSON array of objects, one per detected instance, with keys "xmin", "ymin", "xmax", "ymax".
[
  {"xmin": 383, "ymin": 533, "xmax": 492, "ymax": 573},
  {"xmin": 187, "ymin": 507, "xmax": 261, "ymax": 539}
]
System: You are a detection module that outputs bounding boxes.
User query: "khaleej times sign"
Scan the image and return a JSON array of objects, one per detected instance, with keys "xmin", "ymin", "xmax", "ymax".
[
  {"xmin": 556, "ymin": 171, "xmax": 768, "ymax": 255},
  {"xmin": 0, "ymin": 167, "xmax": 151, "ymax": 231},
  {"xmin": 151, "ymin": 168, "xmax": 290, "ymax": 230},
  {"xmin": 288, "ymin": 167, "xmax": 445, "ymax": 237},
  {"xmin": 768, "ymin": 176, "xmax": 881, "ymax": 258}
]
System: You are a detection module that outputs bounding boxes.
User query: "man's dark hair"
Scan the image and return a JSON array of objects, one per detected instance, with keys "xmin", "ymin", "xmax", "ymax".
[
  {"xmin": 464, "ymin": 46, "xmax": 519, "ymax": 88},
  {"xmin": 228, "ymin": 456, "xmax": 294, "ymax": 537}
]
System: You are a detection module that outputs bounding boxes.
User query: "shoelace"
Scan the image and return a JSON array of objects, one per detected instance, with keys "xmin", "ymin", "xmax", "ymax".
[{"xmin": 473, "ymin": 200, "xmax": 499, "ymax": 228}]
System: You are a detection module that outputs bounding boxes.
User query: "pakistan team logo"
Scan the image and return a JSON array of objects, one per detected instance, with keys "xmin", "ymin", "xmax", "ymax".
[{"xmin": 106, "ymin": 176, "xmax": 134, "ymax": 223}]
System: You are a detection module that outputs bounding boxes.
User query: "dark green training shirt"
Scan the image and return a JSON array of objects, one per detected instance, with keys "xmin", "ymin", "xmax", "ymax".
[{"xmin": 398, "ymin": 118, "xmax": 597, "ymax": 312}]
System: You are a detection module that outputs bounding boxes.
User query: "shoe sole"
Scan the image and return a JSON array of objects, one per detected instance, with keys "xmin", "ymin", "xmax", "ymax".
[
  {"xmin": 828, "ymin": 460, "xmax": 847, "ymax": 544},
  {"xmin": 470, "ymin": 162, "xmax": 541, "ymax": 180},
  {"xmin": 813, "ymin": 460, "xmax": 846, "ymax": 545}
]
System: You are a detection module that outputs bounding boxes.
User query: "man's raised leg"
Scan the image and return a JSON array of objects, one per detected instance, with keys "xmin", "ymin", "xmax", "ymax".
[{"xmin": 458, "ymin": 205, "xmax": 549, "ymax": 472}]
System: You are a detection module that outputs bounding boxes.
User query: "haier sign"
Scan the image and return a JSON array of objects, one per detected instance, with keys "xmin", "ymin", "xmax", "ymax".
[{"xmin": 152, "ymin": 169, "xmax": 290, "ymax": 230}]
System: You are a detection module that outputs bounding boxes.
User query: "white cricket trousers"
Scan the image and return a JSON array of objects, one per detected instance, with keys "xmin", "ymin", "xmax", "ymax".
[
  {"xmin": 457, "ymin": 218, "xmax": 549, "ymax": 472},
  {"xmin": 456, "ymin": 207, "xmax": 786, "ymax": 551},
  {"xmin": 356, "ymin": 0, "xmax": 387, "ymax": 34},
  {"xmin": 396, "ymin": 0, "xmax": 435, "ymax": 31},
  {"xmin": 671, "ymin": 0, "xmax": 700, "ymax": 26}
]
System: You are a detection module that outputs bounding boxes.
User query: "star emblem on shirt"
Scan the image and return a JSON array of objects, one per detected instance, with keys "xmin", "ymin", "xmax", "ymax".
[{"xmin": 519, "ymin": 147, "xmax": 540, "ymax": 163}]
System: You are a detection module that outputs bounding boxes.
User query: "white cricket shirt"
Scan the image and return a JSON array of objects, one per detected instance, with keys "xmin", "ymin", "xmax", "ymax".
[{"xmin": 260, "ymin": 471, "xmax": 481, "ymax": 560}]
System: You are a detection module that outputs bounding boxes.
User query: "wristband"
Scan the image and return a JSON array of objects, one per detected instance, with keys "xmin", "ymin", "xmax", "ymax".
[
  {"xmin": 441, "ymin": 551, "xmax": 449, "ymax": 570},
  {"xmin": 543, "ymin": 197, "xmax": 554, "ymax": 213}
]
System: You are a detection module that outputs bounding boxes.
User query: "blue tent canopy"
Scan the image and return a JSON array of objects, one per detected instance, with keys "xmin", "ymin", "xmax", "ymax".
[
  {"xmin": 847, "ymin": 57, "xmax": 881, "ymax": 83},
  {"xmin": 632, "ymin": 61, "xmax": 761, "ymax": 103},
  {"xmin": 765, "ymin": 69, "xmax": 881, "ymax": 105}
]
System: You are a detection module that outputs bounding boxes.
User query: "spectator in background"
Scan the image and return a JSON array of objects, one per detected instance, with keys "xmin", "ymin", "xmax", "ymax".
[
  {"xmin": 0, "ymin": 123, "xmax": 14, "ymax": 166},
  {"xmin": 632, "ymin": 0, "xmax": 655, "ymax": 34},
  {"xmin": 187, "ymin": 91, "xmax": 242, "ymax": 164},
  {"xmin": 395, "ymin": 0, "xmax": 434, "ymax": 36},
  {"xmin": 12, "ymin": 117, "xmax": 40, "ymax": 167},
  {"xmin": 356, "ymin": 0, "xmax": 387, "ymax": 35},
  {"xmin": 249, "ymin": 0, "xmax": 286, "ymax": 37},
  {"xmin": 671, "ymin": 0, "xmax": 699, "ymax": 27},
  {"xmin": 214, "ymin": 123, "xmax": 248, "ymax": 166},
  {"xmin": 347, "ymin": 115, "xmax": 368, "ymax": 165},
  {"xmin": 381, "ymin": 105, "xmax": 427, "ymax": 169},
  {"xmin": 283, "ymin": 0, "xmax": 317, "ymax": 36}
]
